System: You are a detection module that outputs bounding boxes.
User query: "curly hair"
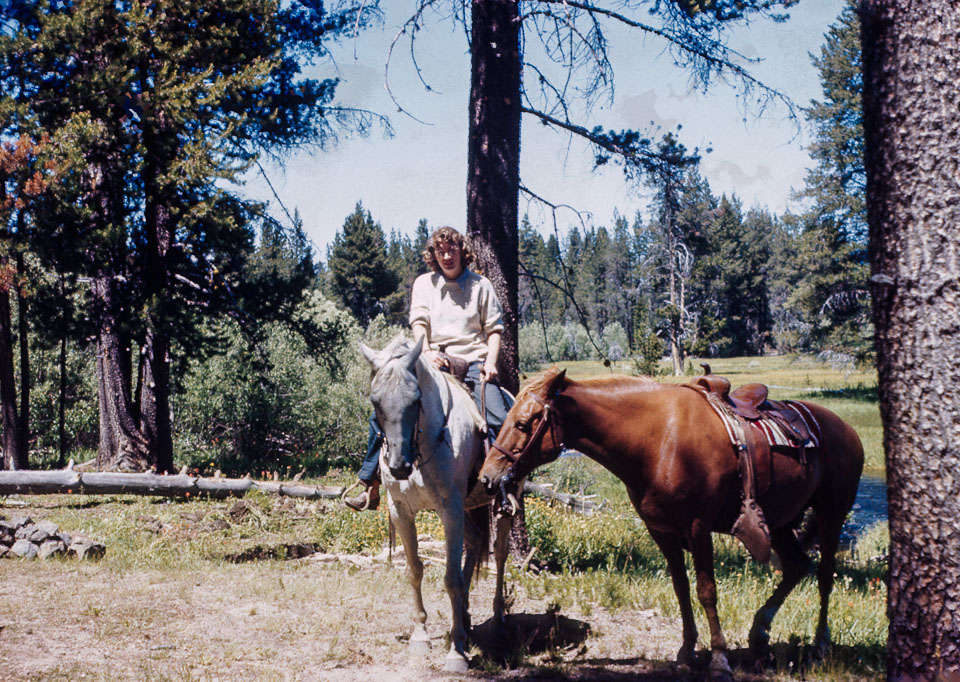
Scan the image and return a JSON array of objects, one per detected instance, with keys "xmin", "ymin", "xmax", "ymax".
[{"xmin": 422, "ymin": 226, "xmax": 475, "ymax": 274}]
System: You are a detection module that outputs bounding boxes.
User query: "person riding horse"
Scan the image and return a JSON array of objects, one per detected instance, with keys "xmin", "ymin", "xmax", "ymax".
[{"xmin": 344, "ymin": 226, "xmax": 511, "ymax": 511}]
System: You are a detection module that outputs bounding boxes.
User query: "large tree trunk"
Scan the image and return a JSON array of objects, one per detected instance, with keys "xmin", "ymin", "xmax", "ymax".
[
  {"xmin": 138, "ymin": 79, "xmax": 176, "ymax": 474},
  {"xmin": 0, "ymin": 278, "xmax": 23, "ymax": 470},
  {"xmin": 466, "ymin": 0, "xmax": 521, "ymax": 397},
  {"xmin": 467, "ymin": 0, "xmax": 529, "ymax": 557},
  {"xmin": 92, "ymin": 276, "xmax": 151, "ymax": 472},
  {"xmin": 861, "ymin": 1, "xmax": 960, "ymax": 676},
  {"xmin": 16, "ymin": 251, "xmax": 30, "ymax": 467}
]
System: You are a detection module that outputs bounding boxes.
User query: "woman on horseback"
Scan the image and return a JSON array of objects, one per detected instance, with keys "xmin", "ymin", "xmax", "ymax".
[{"xmin": 344, "ymin": 226, "xmax": 510, "ymax": 511}]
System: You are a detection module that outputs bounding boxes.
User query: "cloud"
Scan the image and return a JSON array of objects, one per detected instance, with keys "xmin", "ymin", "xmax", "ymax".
[
  {"xmin": 710, "ymin": 160, "xmax": 773, "ymax": 188},
  {"xmin": 619, "ymin": 90, "xmax": 678, "ymax": 132}
]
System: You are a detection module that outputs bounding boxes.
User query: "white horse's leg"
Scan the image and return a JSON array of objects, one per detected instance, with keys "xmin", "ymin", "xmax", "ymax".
[
  {"xmin": 492, "ymin": 512, "xmax": 512, "ymax": 625},
  {"xmin": 438, "ymin": 501, "xmax": 469, "ymax": 672},
  {"xmin": 460, "ymin": 507, "xmax": 486, "ymax": 632},
  {"xmin": 392, "ymin": 503, "xmax": 429, "ymax": 657}
]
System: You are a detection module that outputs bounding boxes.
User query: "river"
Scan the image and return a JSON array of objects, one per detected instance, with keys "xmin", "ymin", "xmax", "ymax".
[{"xmin": 842, "ymin": 472, "xmax": 888, "ymax": 543}]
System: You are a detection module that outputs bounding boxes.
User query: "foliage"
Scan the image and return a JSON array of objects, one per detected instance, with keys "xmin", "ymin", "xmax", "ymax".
[
  {"xmin": 326, "ymin": 202, "xmax": 398, "ymax": 327},
  {"xmin": 787, "ymin": 1, "xmax": 871, "ymax": 359},
  {"xmin": 173, "ymin": 290, "xmax": 376, "ymax": 477}
]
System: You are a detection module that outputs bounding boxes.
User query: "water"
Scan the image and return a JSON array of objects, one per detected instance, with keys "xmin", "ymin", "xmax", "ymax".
[{"xmin": 842, "ymin": 473, "xmax": 888, "ymax": 543}]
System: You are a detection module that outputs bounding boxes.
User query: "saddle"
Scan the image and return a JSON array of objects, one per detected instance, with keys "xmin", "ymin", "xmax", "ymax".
[
  {"xmin": 688, "ymin": 375, "xmax": 819, "ymax": 563},
  {"xmin": 437, "ymin": 349, "xmax": 471, "ymax": 384}
]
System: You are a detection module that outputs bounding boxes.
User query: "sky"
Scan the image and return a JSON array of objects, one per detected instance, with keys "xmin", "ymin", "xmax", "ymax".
[{"xmin": 240, "ymin": 0, "xmax": 847, "ymax": 257}]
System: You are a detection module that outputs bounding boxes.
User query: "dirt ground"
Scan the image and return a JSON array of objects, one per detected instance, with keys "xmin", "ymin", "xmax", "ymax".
[{"xmin": 0, "ymin": 538, "xmax": 774, "ymax": 682}]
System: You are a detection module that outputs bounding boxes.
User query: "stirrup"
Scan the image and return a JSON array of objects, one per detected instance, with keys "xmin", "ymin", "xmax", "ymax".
[{"xmin": 340, "ymin": 479, "xmax": 363, "ymax": 500}]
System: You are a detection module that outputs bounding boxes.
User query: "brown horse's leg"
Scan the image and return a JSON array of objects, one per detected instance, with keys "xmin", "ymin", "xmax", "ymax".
[
  {"xmin": 813, "ymin": 509, "xmax": 844, "ymax": 656},
  {"xmin": 749, "ymin": 524, "xmax": 811, "ymax": 654},
  {"xmin": 648, "ymin": 529, "xmax": 698, "ymax": 666},
  {"xmin": 492, "ymin": 513, "xmax": 512, "ymax": 625},
  {"xmin": 688, "ymin": 525, "xmax": 733, "ymax": 680}
]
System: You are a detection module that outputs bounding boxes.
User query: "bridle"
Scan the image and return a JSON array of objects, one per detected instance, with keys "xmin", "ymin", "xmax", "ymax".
[
  {"xmin": 491, "ymin": 391, "xmax": 560, "ymax": 468},
  {"xmin": 383, "ymin": 370, "xmax": 454, "ymax": 470}
]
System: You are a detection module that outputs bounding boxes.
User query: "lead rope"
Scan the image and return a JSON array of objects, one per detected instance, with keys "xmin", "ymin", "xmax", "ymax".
[{"xmin": 480, "ymin": 377, "xmax": 490, "ymax": 457}]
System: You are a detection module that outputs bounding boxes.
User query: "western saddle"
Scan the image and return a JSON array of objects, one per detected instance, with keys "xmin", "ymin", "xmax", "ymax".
[{"xmin": 687, "ymin": 374, "xmax": 817, "ymax": 563}]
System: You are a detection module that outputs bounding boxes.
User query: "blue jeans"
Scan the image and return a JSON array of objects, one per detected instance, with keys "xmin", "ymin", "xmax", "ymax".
[{"xmin": 357, "ymin": 361, "xmax": 513, "ymax": 483}]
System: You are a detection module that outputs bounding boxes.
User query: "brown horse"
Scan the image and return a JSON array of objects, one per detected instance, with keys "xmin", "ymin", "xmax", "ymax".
[{"xmin": 478, "ymin": 367, "xmax": 864, "ymax": 679}]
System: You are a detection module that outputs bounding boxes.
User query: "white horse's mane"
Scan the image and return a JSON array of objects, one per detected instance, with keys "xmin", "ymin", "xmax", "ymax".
[{"xmin": 376, "ymin": 334, "xmax": 485, "ymax": 432}]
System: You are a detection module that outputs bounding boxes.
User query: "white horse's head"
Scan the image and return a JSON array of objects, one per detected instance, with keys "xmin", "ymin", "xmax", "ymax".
[{"xmin": 360, "ymin": 336, "xmax": 424, "ymax": 481}]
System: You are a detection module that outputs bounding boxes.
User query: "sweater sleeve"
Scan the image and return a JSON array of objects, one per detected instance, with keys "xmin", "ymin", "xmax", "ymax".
[
  {"xmin": 480, "ymin": 279, "xmax": 505, "ymax": 336},
  {"xmin": 408, "ymin": 274, "xmax": 431, "ymax": 332}
]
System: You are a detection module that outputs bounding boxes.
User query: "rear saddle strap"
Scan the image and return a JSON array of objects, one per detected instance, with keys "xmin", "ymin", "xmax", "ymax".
[{"xmin": 686, "ymin": 378, "xmax": 772, "ymax": 563}]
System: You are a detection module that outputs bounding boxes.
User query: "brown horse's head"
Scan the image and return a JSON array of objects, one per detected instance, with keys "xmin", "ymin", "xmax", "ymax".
[{"xmin": 479, "ymin": 367, "xmax": 567, "ymax": 510}]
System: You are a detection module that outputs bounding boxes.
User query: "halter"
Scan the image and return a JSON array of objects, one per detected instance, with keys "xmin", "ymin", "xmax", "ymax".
[
  {"xmin": 381, "ymin": 367, "xmax": 454, "ymax": 471},
  {"xmin": 491, "ymin": 392, "xmax": 559, "ymax": 466}
]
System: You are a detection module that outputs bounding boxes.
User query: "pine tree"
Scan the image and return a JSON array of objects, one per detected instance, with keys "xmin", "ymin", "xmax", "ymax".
[
  {"xmin": 327, "ymin": 202, "xmax": 398, "ymax": 327},
  {"xmin": 4, "ymin": 0, "xmax": 378, "ymax": 471},
  {"xmin": 791, "ymin": 1, "xmax": 870, "ymax": 358}
]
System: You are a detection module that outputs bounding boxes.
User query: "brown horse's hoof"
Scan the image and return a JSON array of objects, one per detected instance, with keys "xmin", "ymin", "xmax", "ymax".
[{"xmin": 708, "ymin": 651, "xmax": 734, "ymax": 682}]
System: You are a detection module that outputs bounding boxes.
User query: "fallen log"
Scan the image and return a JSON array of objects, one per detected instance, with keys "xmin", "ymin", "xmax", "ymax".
[
  {"xmin": 0, "ymin": 470, "xmax": 344, "ymax": 500},
  {"xmin": 523, "ymin": 481, "xmax": 598, "ymax": 515},
  {"xmin": 0, "ymin": 469, "xmax": 599, "ymax": 513}
]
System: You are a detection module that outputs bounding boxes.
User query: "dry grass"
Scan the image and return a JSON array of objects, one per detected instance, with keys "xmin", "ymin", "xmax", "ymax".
[{"xmin": 0, "ymin": 489, "xmax": 885, "ymax": 681}]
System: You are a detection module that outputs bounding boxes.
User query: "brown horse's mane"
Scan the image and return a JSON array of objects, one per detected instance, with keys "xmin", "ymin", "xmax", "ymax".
[{"xmin": 520, "ymin": 367, "xmax": 661, "ymax": 401}]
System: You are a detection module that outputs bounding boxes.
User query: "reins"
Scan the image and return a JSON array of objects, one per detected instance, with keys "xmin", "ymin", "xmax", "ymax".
[{"xmin": 491, "ymin": 391, "xmax": 557, "ymax": 465}]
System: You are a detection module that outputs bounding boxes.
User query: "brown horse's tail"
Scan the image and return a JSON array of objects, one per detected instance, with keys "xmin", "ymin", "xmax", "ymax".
[
  {"xmin": 466, "ymin": 505, "xmax": 491, "ymax": 583},
  {"xmin": 794, "ymin": 507, "xmax": 820, "ymax": 552}
]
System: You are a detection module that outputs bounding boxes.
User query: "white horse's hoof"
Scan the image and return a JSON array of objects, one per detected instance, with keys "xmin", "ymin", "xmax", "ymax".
[
  {"xmin": 443, "ymin": 653, "xmax": 469, "ymax": 673},
  {"xmin": 408, "ymin": 629, "xmax": 431, "ymax": 659}
]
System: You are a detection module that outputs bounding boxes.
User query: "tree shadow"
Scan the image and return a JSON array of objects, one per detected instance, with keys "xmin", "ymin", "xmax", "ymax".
[{"xmin": 470, "ymin": 610, "xmax": 590, "ymax": 669}]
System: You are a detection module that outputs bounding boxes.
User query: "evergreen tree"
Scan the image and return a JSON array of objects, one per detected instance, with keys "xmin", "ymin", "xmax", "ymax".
[
  {"xmin": 791, "ymin": 1, "xmax": 870, "ymax": 358},
  {"xmin": 327, "ymin": 202, "xmax": 397, "ymax": 327},
  {"xmin": 640, "ymin": 133, "xmax": 700, "ymax": 374},
  {"xmin": 3, "ymin": 0, "xmax": 378, "ymax": 471}
]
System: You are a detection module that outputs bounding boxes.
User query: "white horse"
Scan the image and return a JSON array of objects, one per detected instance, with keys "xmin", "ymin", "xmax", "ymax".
[{"xmin": 360, "ymin": 335, "xmax": 512, "ymax": 672}]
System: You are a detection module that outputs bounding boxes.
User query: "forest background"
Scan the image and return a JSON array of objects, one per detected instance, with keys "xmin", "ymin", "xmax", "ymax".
[{"xmin": 0, "ymin": 1, "xmax": 866, "ymax": 479}]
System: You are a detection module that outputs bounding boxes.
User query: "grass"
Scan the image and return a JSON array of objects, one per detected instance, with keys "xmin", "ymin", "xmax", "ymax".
[{"xmin": 1, "ymin": 354, "xmax": 887, "ymax": 680}]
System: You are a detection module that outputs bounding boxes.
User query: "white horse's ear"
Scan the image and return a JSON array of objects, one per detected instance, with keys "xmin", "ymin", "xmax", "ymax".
[
  {"xmin": 404, "ymin": 336, "xmax": 424, "ymax": 372},
  {"xmin": 359, "ymin": 342, "xmax": 382, "ymax": 370}
]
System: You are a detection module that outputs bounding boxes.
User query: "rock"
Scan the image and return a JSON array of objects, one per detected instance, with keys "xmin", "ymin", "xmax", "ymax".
[
  {"xmin": 15, "ymin": 523, "xmax": 38, "ymax": 541},
  {"xmin": 27, "ymin": 526, "xmax": 51, "ymax": 544},
  {"xmin": 10, "ymin": 539, "xmax": 38, "ymax": 559},
  {"xmin": 38, "ymin": 540, "xmax": 67, "ymax": 560},
  {"xmin": 37, "ymin": 520, "xmax": 60, "ymax": 536},
  {"xmin": 180, "ymin": 511, "xmax": 206, "ymax": 524},
  {"xmin": 229, "ymin": 501, "xmax": 252, "ymax": 522},
  {"xmin": 69, "ymin": 538, "xmax": 106, "ymax": 561},
  {"xmin": 0, "ymin": 519, "xmax": 21, "ymax": 535},
  {"xmin": 201, "ymin": 519, "xmax": 230, "ymax": 532},
  {"xmin": 8, "ymin": 516, "xmax": 31, "ymax": 530},
  {"xmin": 0, "ymin": 525, "xmax": 14, "ymax": 546},
  {"xmin": 58, "ymin": 531, "xmax": 73, "ymax": 547}
]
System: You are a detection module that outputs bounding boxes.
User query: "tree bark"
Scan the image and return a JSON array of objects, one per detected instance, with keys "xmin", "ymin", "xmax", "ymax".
[
  {"xmin": 138, "ymin": 74, "xmax": 176, "ymax": 474},
  {"xmin": 0, "ymin": 279, "xmax": 22, "ymax": 470},
  {"xmin": 861, "ymin": 0, "xmax": 960, "ymax": 676},
  {"xmin": 91, "ymin": 276, "xmax": 151, "ymax": 472},
  {"xmin": 466, "ymin": 0, "xmax": 522, "ymax": 397},
  {"xmin": 16, "ymin": 251, "xmax": 29, "ymax": 468},
  {"xmin": 467, "ymin": 0, "xmax": 529, "ymax": 556}
]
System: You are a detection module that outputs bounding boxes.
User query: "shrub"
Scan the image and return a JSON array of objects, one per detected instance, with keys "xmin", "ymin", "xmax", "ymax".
[{"xmin": 174, "ymin": 292, "xmax": 403, "ymax": 477}]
